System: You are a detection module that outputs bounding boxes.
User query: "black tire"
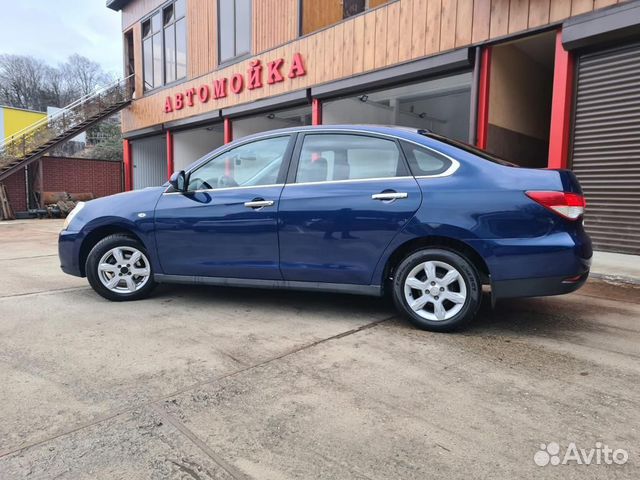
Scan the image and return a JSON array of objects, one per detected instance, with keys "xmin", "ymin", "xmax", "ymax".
[
  {"xmin": 86, "ymin": 234, "xmax": 157, "ymax": 301},
  {"xmin": 392, "ymin": 248, "xmax": 481, "ymax": 332}
]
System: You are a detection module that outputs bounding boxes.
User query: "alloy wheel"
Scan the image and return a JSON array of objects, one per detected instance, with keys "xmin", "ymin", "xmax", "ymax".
[
  {"xmin": 403, "ymin": 260, "xmax": 467, "ymax": 321},
  {"xmin": 97, "ymin": 246, "xmax": 151, "ymax": 294}
]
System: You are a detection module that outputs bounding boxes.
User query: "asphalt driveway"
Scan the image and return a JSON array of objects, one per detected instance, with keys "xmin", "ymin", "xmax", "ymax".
[{"xmin": 0, "ymin": 219, "xmax": 638, "ymax": 479}]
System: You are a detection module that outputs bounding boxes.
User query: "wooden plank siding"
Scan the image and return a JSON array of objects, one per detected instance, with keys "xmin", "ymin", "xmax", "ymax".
[
  {"xmin": 411, "ymin": 0, "xmax": 428, "ymax": 58},
  {"xmin": 373, "ymin": 7, "xmax": 388, "ymax": 69},
  {"xmin": 121, "ymin": 0, "xmax": 623, "ymax": 133},
  {"xmin": 440, "ymin": 0, "xmax": 458, "ymax": 51},
  {"xmin": 490, "ymin": 0, "xmax": 511, "ymax": 38},
  {"xmin": 385, "ymin": 1, "xmax": 401, "ymax": 65},
  {"xmin": 397, "ymin": 0, "xmax": 414, "ymax": 61},
  {"xmin": 455, "ymin": 0, "xmax": 474, "ymax": 47},
  {"xmin": 472, "ymin": 0, "xmax": 492, "ymax": 42},
  {"xmin": 508, "ymin": 0, "xmax": 530, "ymax": 33},
  {"xmin": 528, "ymin": 0, "xmax": 551, "ymax": 28},
  {"xmin": 121, "ymin": 0, "xmax": 165, "ymax": 29},
  {"xmin": 253, "ymin": 0, "xmax": 299, "ymax": 54},
  {"xmin": 187, "ymin": 0, "xmax": 217, "ymax": 79},
  {"xmin": 549, "ymin": 0, "xmax": 573, "ymax": 21}
]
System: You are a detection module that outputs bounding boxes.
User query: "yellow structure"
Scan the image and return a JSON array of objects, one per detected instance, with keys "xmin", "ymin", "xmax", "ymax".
[{"xmin": 0, "ymin": 106, "xmax": 46, "ymax": 140}]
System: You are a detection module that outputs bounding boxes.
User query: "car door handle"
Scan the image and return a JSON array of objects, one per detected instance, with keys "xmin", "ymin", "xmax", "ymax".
[
  {"xmin": 371, "ymin": 192, "xmax": 408, "ymax": 201},
  {"xmin": 244, "ymin": 200, "xmax": 274, "ymax": 209}
]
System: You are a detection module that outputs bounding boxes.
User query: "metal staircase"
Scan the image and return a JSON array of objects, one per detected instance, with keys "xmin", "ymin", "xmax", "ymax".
[{"xmin": 0, "ymin": 75, "xmax": 134, "ymax": 182}]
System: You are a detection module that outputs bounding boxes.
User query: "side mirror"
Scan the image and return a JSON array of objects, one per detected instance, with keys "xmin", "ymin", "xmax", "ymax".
[{"xmin": 169, "ymin": 170, "xmax": 187, "ymax": 192}]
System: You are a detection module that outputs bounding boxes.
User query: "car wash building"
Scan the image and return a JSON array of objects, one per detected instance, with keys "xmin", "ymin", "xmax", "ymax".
[{"xmin": 107, "ymin": 0, "xmax": 640, "ymax": 257}]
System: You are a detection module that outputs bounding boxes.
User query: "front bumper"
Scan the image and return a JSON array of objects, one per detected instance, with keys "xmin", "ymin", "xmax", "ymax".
[{"xmin": 58, "ymin": 229, "xmax": 83, "ymax": 277}]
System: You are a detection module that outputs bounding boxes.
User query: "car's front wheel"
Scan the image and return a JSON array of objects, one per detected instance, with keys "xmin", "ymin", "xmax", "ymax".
[
  {"xmin": 86, "ymin": 234, "xmax": 156, "ymax": 301},
  {"xmin": 392, "ymin": 248, "xmax": 481, "ymax": 332}
]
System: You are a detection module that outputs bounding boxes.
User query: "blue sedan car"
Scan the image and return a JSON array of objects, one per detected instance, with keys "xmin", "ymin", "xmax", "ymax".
[{"xmin": 59, "ymin": 125, "xmax": 592, "ymax": 331}]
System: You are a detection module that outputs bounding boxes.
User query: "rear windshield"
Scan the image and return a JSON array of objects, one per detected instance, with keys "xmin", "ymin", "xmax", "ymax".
[{"xmin": 421, "ymin": 132, "xmax": 519, "ymax": 167}]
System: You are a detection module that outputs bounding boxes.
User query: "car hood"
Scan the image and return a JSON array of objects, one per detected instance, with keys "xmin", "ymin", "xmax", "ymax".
[{"xmin": 69, "ymin": 186, "xmax": 166, "ymax": 231}]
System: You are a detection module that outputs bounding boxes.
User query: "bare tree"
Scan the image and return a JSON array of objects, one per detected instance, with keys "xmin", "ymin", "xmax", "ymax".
[
  {"xmin": 61, "ymin": 54, "xmax": 112, "ymax": 98},
  {"xmin": 0, "ymin": 55, "xmax": 50, "ymax": 111},
  {"xmin": 0, "ymin": 54, "xmax": 113, "ymax": 111},
  {"xmin": 42, "ymin": 65, "xmax": 73, "ymax": 108}
]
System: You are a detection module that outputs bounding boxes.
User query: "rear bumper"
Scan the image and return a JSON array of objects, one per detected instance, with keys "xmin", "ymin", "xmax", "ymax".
[
  {"xmin": 492, "ymin": 270, "xmax": 589, "ymax": 299},
  {"xmin": 466, "ymin": 229, "xmax": 592, "ymax": 300},
  {"xmin": 58, "ymin": 230, "xmax": 83, "ymax": 277}
]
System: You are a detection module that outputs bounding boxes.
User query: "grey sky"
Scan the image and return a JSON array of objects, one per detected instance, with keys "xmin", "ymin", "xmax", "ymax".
[{"xmin": 0, "ymin": 0, "xmax": 123, "ymax": 76}]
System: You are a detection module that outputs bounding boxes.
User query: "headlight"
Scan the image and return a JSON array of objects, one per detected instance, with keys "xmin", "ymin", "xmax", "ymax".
[{"xmin": 62, "ymin": 202, "xmax": 85, "ymax": 230}]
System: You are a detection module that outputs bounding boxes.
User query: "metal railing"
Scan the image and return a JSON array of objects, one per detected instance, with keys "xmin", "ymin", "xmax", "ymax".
[{"xmin": 0, "ymin": 74, "xmax": 134, "ymax": 170}]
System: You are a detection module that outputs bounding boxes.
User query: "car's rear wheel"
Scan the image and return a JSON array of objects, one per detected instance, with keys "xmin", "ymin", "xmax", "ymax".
[
  {"xmin": 392, "ymin": 248, "xmax": 481, "ymax": 332},
  {"xmin": 86, "ymin": 234, "xmax": 156, "ymax": 301}
]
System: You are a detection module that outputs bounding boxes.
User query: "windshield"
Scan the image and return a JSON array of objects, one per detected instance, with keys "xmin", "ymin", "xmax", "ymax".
[{"xmin": 421, "ymin": 132, "xmax": 519, "ymax": 167}]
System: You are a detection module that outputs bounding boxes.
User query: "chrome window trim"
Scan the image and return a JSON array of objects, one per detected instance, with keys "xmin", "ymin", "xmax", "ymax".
[
  {"xmin": 163, "ymin": 128, "xmax": 462, "ymax": 195},
  {"xmin": 414, "ymin": 158, "xmax": 460, "ymax": 179},
  {"xmin": 286, "ymin": 176, "xmax": 414, "ymax": 187},
  {"xmin": 288, "ymin": 129, "xmax": 461, "ymax": 185},
  {"xmin": 162, "ymin": 183, "xmax": 284, "ymax": 195}
]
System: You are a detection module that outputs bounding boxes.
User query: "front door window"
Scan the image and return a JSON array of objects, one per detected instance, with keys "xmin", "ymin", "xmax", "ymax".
[{"xmin": 187, "ymin": 135, "xmax": 291, "ymax": 191}]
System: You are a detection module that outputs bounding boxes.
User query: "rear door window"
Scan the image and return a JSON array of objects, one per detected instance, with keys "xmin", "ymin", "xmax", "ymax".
[{"xmin": 295, "ymin": 134, "xmax": 406, "ymax": 183}]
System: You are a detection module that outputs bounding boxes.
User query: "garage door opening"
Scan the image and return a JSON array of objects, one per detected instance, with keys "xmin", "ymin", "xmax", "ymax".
[
  {"xmin": 487, "ymin": 31, "xmax": 556, "ymax": 168},
  {"xmin": 131, "ymin": 135, "xmax": 167, "ymax": 189},
  {"xmin": 233, "ymin": 105, "xmax": 312, "ymax": 139},
  {"xmin": 322, "ymin": 73, "xmax": 473, "ymax": 142},
  {"xmin": 571, "ymin": 42, "xmax": 640, "ymax": 255},
  {"xmin": 173, "ymin": 124, "xmax": 224, "ymax": 172}
]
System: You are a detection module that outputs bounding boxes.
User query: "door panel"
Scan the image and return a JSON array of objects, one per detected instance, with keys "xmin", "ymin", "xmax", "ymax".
[
  {"xmin": 154, "ymin": 134, "xmax": 293, "ymax": 279},
  {"xmin": 279, "ymin": 132, "xmax": 421, "ymax": 285},
  {"xmin": 154, "ymin": 186, "xmax": 283, "ymax": 278},
  {"xmin": 279, "ymin": 177, "xmax": 422, "ymax": 284}
]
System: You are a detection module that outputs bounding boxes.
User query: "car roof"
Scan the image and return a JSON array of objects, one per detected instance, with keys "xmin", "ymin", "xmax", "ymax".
[{"xmin": 234, "ymin": 124, "xmax": 426, "ymax": 142}]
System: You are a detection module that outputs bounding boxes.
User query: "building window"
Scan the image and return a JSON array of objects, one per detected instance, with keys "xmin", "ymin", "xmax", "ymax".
[
  {"xmin": 219, "ymin": 0, "xmax": 251, "ymax": 64},
  {"xmin": 142, "ymin": 0, "xmax": 186, "ymax": 91},
  {"xmin": 301, "ymin": 0, "xmax": 390, "ymax": 35}
]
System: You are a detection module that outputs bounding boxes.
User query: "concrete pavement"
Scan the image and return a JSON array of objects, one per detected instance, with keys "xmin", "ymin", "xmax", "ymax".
[
  {"xmin": 0, "ymin": 219, "xmax": 638, "ymax": 479},
  {"xmin": 591, "ymin": 250, "xmax": 640, "ymax": 285}
]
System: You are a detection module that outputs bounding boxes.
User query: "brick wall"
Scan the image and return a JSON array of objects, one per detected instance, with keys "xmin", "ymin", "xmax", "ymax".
[
  {"xmin": 41, "ymin": 157, "xmax": 123, "ymax": 199},
  {"xmin": 1, "ymin": 157, "xmax": 123, "ymax": 214},
  {"xmin": 2, "ymin": 167, "xmax": 27, "ymax": 212}
]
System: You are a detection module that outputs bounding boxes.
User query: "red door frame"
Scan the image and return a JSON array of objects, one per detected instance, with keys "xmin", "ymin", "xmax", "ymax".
[
  {"xmin": 548, "ymin": 29, "xmax": 574, "ymax": 169},
  {"xmin": 312, "ymin": 98, "xmax": 322, "ymax": 125},
  {"xmin": 166, "ymin": 130, "xmax": 174, "ymax": 179},
  {"xmin": 475, "ymin": 47, "xmax": 491, "ymax": 150},
  {"xmin": 224, "ymin": 118, "xmax": 233, "ymax": 144},
  {"xmin": 223, "ymin": 118, "xmax": 233, "ymax": 176},
  {"xmin": 123, "ymin": 139, "xmax": 133, "ymax": 191}
]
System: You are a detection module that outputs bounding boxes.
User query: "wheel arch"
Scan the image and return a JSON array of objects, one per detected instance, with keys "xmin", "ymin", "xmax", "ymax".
[
  {"xmin": 382, "ymin": 236, "xmax": 491, "ymax": 291},
  {"xmin": 79, "ymin": 225, "xmax": 146, "ymax": 276}
]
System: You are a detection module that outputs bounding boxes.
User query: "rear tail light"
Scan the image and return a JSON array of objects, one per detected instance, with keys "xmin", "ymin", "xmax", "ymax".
[{"xmin": 525, "ymin": 191, "xmax": 586, "ymax": 221}]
